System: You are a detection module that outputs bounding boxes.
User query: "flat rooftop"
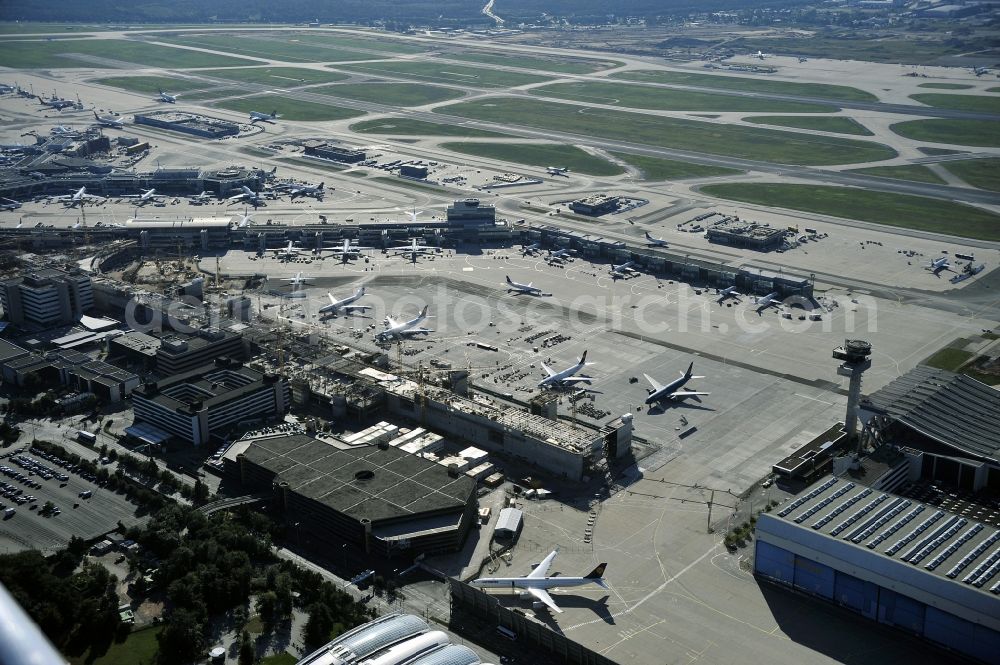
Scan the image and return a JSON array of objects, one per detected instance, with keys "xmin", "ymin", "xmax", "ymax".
[
  {"xmin": 241, "ymin": 434, "xmax": 475, "ymax": 523},
  {"xmin": 772, "ymin": 475, "xmax": 1000, "ymax": 597}
]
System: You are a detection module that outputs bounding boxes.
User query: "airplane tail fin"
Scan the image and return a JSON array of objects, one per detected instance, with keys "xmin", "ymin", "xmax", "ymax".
[
  {"xmin": 356, "ymin": 286, "xmax": 365, "ymax": 297},
  {"xmin": 419, "ymin": 305, "xmax": 428, "ymax": 318},
  {"xmin": 579, "ymin": 350, "xmax": 588, "ymax": 365},
  {"xmin": 585, "ymin": 563, "xmax": 607, "ymax": 580},
  {"xmin": 685, "ymin": 362, "xmax": 694, "ymax": 377},
  {"xmin": 506, "ymin": 275, "xmax": 513, "ymax": 284}
]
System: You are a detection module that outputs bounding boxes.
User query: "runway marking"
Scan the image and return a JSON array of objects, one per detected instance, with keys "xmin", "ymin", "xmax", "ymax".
[
  {"xmin": 793, "ymin": 392, "xmax": 835, "ymax": 405},
  {"xmin": 599, "ymin": 618, "xmax": 667, "ymax": 654},
  {"xmin": 563, "ymin": 543, "xmax": 719, "ymax": 632}
]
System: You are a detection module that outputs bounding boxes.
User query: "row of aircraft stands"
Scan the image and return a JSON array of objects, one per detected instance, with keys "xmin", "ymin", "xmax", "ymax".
[{"xmin": 296, "ymin": 613, "xmax": 495, "ymax": 665}]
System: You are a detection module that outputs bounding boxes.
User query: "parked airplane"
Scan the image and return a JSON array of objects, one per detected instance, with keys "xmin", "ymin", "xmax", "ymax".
[
  {"xmin": 470, "ymin": 550, "xmax": 608, "ymax": 614},
  {"xmin": 752, "ymin": 50, "xmax": 770, "ymax": 60},
  {"xmin": 49, "ymin": 125, "xmax": 80, "ymax": 137},
  {"xmin": 57, "ymin": 186, "xmax": 103, "ymax": 207},
  {"xmin": 643, "ymin": 362, "xmax": 709, "ymax": 405},
  {"xmin": 233, "ymin": 211, "xmax": 252, "ymax": 228},
  {"xmin": 376, "ymin": 306, "xmax": 433, "ymax": 342},
  {"xmin": 126, "ymin": 188, "xmax": 162, "ymax": 206},
  {"xmin": 282, "ymin": 272, "xmax": 312, "ymax": 287},
  {"xmin": 249, "ymin": 110, "xmax": 280, "ymax": 124},
  {"xmin": 274, "ymin": 241, "xmax": 310, "ymax": 261},
  {"xmin": 318, "ymin": 238, "xmax": 371, "ymax": 261},
  {"xmin": 548, "ymin": 248, "xmax": 574, "ymax": 261},
  {"xmin": 190, "ymin": 191, "xmax": 214, "ymax": 204},
  {"xmin": 546, "ymin": 166, "xmax": 570, "ymax": 177},
  {"xmin": 611, "ymin": 260, "xmax": 637, "ymax": 274},
  {"xmin": 645, "ymin": 231, "xmax": 668, "ymax": 247},
  {"xmin": 538, "ymin": 351, "xmax": 593, "ymax": 389},
  {"xmin": 928, "ymin": 257, "xmax": 951, "ymax": 275},
  {"xmin": 505, "ymin": 275, "xmax": 542, "ymax": 296},
  {"xmin": 754, "ymin": 292, "xmax": 781, "ymax": 314},
  {"xmin": 716, "ymin": 286, "xmax": 740, "ymax": 303},
  {"xmin": 37, "ymin": 95, "xmax": 75, "ymax": 111},
  {"xmin": 392, "ymin": 238, "xmax": 436, "ymax": 262},
  {"xmin": 0, "ymin": 198, "xmax": 21, "ymax": 211},
  {"xmin": 289, "ymin": 182, "xmax": 325, "ymax": 200},
  {"xmin": 92, "ymin": 111, "xmax": 124, "ymax": 128},
  {"xmin": 521, "ymin": 242, "xmax": 541, "ymax": 255},
  {"xmin": 227, "ymin": 186, "xmax": 265, "ymax": 208},
  {"xmin": 973, "ymin": 66, "xmax": 990, "ymax": 77},
  {"xmin": 319, "ymin": 287, "xmax": 371, "ymax": 316},
  {"xmin": 157, "ymin": 89, "xmax": 178, "ymax": 103}
]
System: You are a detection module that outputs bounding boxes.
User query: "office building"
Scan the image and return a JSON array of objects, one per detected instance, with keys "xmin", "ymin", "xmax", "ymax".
[
  {"xmin": 0, "ymin": 268, "xmax": 93, "ymax": 327},
  {"xmin": 446, "ymin": 198, "xmax": 496, "ymax": 226},
  {"xmin": 131, "ymin": 357, "xmax": 289, "ymax": 446}
]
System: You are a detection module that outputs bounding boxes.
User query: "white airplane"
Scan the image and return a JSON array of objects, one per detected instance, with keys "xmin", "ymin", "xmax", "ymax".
[
  {"xmin": 521, "ymin": 242, "xmax": 541, "ymax": 256},
  {"xmin": 249, "ymin": 110, "xmax": 280, "ymax": 124},
  {"xmin": 323, "ymin": 238, "xmax": 372, "ymax": 261},
  {"xmin": 126, "ymin": 188, "xmax": 162, "ymax": 206},
  {"xmin": 190, "ymin": 191, "xmax": 214, "ymax": 204},
  {"xmin": 0, "ymin": 198, "xmax": 21, "ymax": 211},
  {"xmin": 157, "ymin": 89, "xmax": 177, "ymax": 103},
  {"xmin": 392, "ymin": 238, "xmax": 436, "ymax": 262},
  {"xmin": 274, "ymin": 241, "xmax": 310, "ymax": 261},
  {"xmin": 282, "ymin": 272, "xmax": 312, "ymax": 287},
  {"xmin": 470, "ymin": 550, "xmax": 608, "ymax": 614},
  {"xmin": 973, "ymin": 66, "xmax": 990, "ymax": 77},
  {"xmin": 227, "ymin": 186, "xmax": 265, "ymax": 208},
  {"xmin": 319, "ymin": 287, "xmax": 371, "ymax": 316},
  {"xmin": 92, "ymin": 111, "xmax": 124, "ymax": 129},
  {"xmin": 505, "ymin": 275, "xmax": 542, "ymax": 296},
  {"xmin": 57, "ymin": 186, "xmax": 103, "ymax": 208},
  {"xmin": 548, "ymin": 248, "xmax": 574, "ymax": 261},
  {"xmin": 376, "ymin": 305, "xmax": 433, "ymax": 342},
  {"xmin": 611, "ymin": 260, "xmax": 637, "ymax": 274},
  {"xmin": 752, "ymin": 50, "xmax": 770, "ymax": 60},
  {"xmin": 645, "ymin": 231, "xmax": 668, "ymax": 247},
  {"xmin": 538, "ymin": 351, "xmax": 593, "ymax": 389},
  {"xmin": 50, "ymin": 125, "xmax": 80, "ymax": 137},
  {"xmin": 928, "ymin": 257, "xmax": 951, "ymax": 275},
  {"xmin": 289, "ymin": 182, "xmax": 325, "ymax": 200},
  {"xmin": 716, "ymin": 285, "xmax": 740, "ymax": 303},
  {"xmin": 754, "ymin": 292, "xmax": 781, "ymax": 314},
  {"xmin": 546, "ymin": 166, "xmax": 570, "ymax": 177},
  {"xmin": 643, "ymin": 362, "xmax": 709, "ymax": 405}
]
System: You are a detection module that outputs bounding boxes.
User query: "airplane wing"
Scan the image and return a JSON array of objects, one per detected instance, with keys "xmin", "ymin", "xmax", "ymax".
[
  {"xmin": 405, "ymin": 327, "xmax": 433, "ymax": 334},
  {"xmin": 342, "ymin": 305, "xmax": 371, "ymax": 312},
  {"xmin": 643, "ymin": 374, "xmax": 665, "ymax": 392},
  {"xmin": 528, "ymin": 587, "xmax": 563, "ymax": 614},
  {"xmin": 559, "ymin": 376, "xmax": 594, "ymax": 384},
  {"xmin": 528, "ymin": 551, "xmax": 558, "ymax": 579},
  {"xmin": 541, "ymin": 363, "xmax": 557, "ymax": 378},
  {"xmin": 384, "ymin": 317, "xmax": 400, "ymax": 328},
  {"xmin": 669, "ymin": 391, "xmax": 710, "ymax": 398}
]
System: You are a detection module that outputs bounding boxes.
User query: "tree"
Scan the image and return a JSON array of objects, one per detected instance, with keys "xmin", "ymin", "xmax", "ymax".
[
  {"xmin": 193, "ymin": 479, "xmax": 209, "ymax": 505},
  {"xmin": 238, "ymin": 630, "xmax": 255, "ymax": 665},
  {"xmin": 255, "ymin": 591, "xmax": 278, "ymax": 628},
  {"xmin": 303, "ymin": 603, "xmax": 334, "ymax": 650},
  {"xmin": 156, "ymin": 609, "xmax": 205, "ymax": 665}
]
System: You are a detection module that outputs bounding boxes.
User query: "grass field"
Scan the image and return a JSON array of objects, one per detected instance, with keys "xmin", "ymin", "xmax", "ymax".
[
  {"xmin": 729, "ymin": 35, "xmax": 980, "ymax": 65},
  {"xmin": 159, "ymin": 34, "xmax": 371, "ymax": 63},
  {"xmin": 92, "ymin": 75, "xmax": 211, "ymax": 94},
  {"xmin": 436, "ymin": 98, "xmax": 898, "ymax": 166},
  {"xmin": 336, "ymin": 61, "xmax": 551, "ymax": 88},
  {"xmin": 909, "ymin": 93, "xmax": 1000, "ymax": 114},
  {"xmin": 941, "ymin": 158, "xmax": 1000, "ymax": 192},
  {"xmin": 198, "ymin": 67, "xmax": 348, "ymax": 87},
  {"xmin": 314, "ymin": 82, "xmax": 463, "ymax": 107},
  {"xmin": 891, "ymin": 119, "xmax": 1000, "ymax": 147},
  {"xmin": 260, "ymin": 654, "xmax": 297, "ymax": 665},
  {"xmin": 295, "ymin": 33, "xmax": 426, "ymax": 54},
  {"xmin": 990, "ymin": 87, "xmax": 1000, "ymax": 93},
  {"xmin": 923, "ymin": 347, "xmax": 975, "ymax": 372},
  {"xmin": 611, "ymin": 70, "xmax": 877, "ymax": 102},
  {"xmin": 531, "ymin": 81, "xmax": 835, "ymax": 113},
  {"xmin": 350, "ymin": 118, "xmax": 507, "ymax": 138},
  {"xmin": 610, "ymin": 152, "xmax": 741, "ymax": 180},
  {"xmin": 443, "ymin": 51, "xmax": 619, "ymax": 74},
  {"xmin": 700, "ymin": 183, "xmax": 1000, "ymax": 241},
  {"xmin": 917, "ymin": 83, "xmax": 974, "ymax": 90},
  {"xmin": 440, "ymin": 142, "xmax": 623, "ymax": 176},
  {"xmin": 214, "ymin": 95, "xmax": 364, "ymax": 121},
  {"xmin": 0, "ymin": 38, "xmax": 258, "ymax": 68},
  {"xmin": 743, "ymin": 115, "xmax": 873, "ymax": 135},
  {"xmin": 845, "ymin": 164, "xmax": 946, "ymax": 185},
  {"xmin": 0, "ymin": 22, "xmax": 98, "ymax": 33},
  {"xmin": 71, "ymin": 627, "xmax": 161, "ymax": 665},
  {"xmin": 918, "ymin": 146, "xmax": 963, "ymax": 155},
  {"xmin": 373, "ymin": 176, "xmax": 449, "ymax": 192}
]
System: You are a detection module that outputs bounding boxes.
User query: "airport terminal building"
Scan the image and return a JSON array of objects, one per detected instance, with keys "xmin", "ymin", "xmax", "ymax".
[{"xmin": 755, "ymin": 474, "xmax": 1000, "ymax": 663}]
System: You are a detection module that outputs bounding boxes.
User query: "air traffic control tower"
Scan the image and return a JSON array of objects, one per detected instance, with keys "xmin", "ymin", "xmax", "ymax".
[{"xmin": 833, "ymin": 339, "xmax": 872, "ymax": 445}]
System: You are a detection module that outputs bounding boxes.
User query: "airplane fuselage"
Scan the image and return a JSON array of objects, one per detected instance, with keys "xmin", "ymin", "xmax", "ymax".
[{"xmin": 471, "ymin": 576, "xmax": 600, "ymax": 590}]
